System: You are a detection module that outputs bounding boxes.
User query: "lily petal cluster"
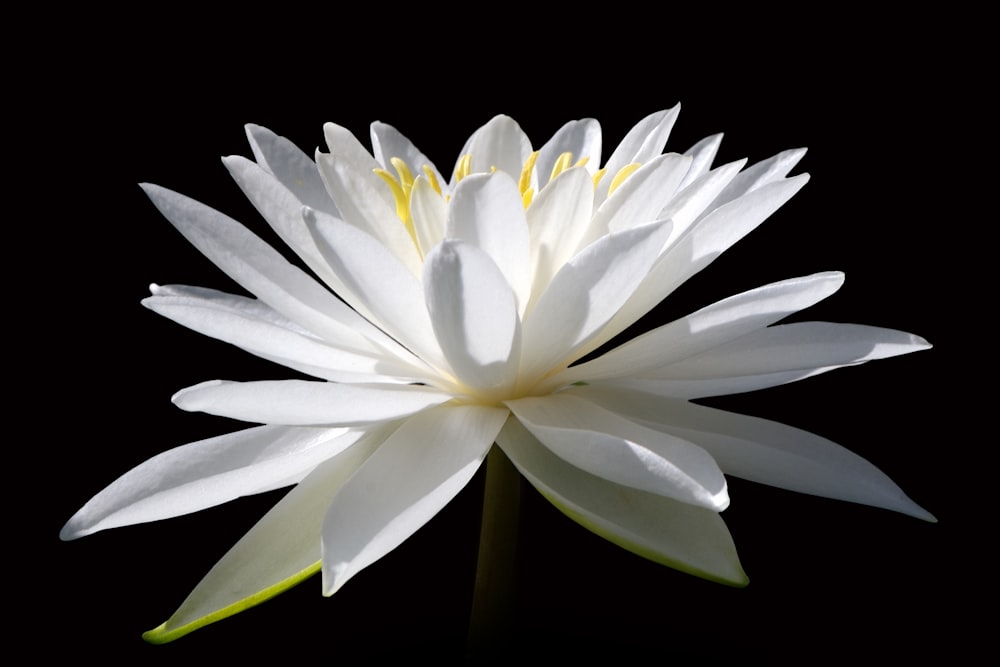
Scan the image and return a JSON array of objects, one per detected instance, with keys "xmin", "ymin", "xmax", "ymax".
[{"xmin": 62, "ymin": 106, "xmax": 932, "ymax": 642}]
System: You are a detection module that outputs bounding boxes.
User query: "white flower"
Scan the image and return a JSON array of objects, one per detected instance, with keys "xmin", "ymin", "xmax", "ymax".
[{"xmin": 61, "ymin": 106, "xmax": 932, "ymax": 642}]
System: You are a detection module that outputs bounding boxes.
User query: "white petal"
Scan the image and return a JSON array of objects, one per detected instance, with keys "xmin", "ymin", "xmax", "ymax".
[
  {"xmin": 597, "ymin": 106, "xmax": 680, "ymax": 204},
  {"xmin": 519, "ymin": 220, "xmax": 672, "ymax": 382},
  {"xmin": 139, "ymin": 184, "xmax": 380, "ymax": 348},
  {"xmin": 314, "ymin": 151, "xmax": 423, "ymax": 276},
  {"xmin": 455, "ymin": 114, "xmax": 531, "ymax": 180},
  {"xmin": 679, "ymin": 133, "xmax": 723, "ymax": 189},
  {"xmin": 627, "ymin": 322, "xmax": 931, "ymax": 398},
  {"xmin": 556, "ymin": 272, "xmax": 845, "ymax": 385},
  {"xmin": 142, "ymin": 425, "xmax": 390, "ymax": 643},
  {"xmin": 321, "ymin": 405, "xmax": 509, "ymax": 595},
  {"xmin": 172, "ymin": 379, "xmax": 451, "ymax": 426},
  {"xmin": 410, "ymin": 174, "xmax": 447, "ymax": 257},
  {"xmin": 497, "ymin": 417, "xmax": 747, "ymax": 585},
  {"xmin": 244, "ymin": 124, "xmax": 338, "ymax": 216},
  {"xmin": 709, "ymin": 147, "xmax": 808, "ymax": 210},
  {"xmin": 305, "ymin": 208, "xmax": 446, "ymax": 371},
  {"xmin": 602, "ymin": 173, "xmax": 811, "ymax": 343},
  {"xmin": 506, "ymin": 394, "xmax": 728, "ymax": 510},
  {"xmin": 445, "ymin": 171, "xmax": 531, "ymax": 313},
  {"xmin": 369, "ymin": 120, "xmax": 446, "ymax": 186},
  {"xmin": 564, "ymin": 384, "xmax": 935, "ymax": 521},
  {"xmin": 143, "ymin": 285, "xmax": 426, "ymax": 383},
  {"xmin": 423, "ymin": 240, "xmax": 520, "ymax": 394},
  {"xmin": 596, "ymin": 153, "xmax": 692, "ymax": 235},
  {"xmin": 535, "ymin": 118, "xmax": 602, "ymax": 187},
  {"xmin": 61, "ymin": 425, "xmax": 359, "ymax": 540},
  {"xmin": 524, "ymin": 167, "xmax": 594, "ymax": 309}
]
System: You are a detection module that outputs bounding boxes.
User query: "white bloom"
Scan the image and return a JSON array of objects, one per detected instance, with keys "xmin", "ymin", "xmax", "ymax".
[{"xmin": 61, "ymin": 106, "xmax": 932, "ymax": 642}]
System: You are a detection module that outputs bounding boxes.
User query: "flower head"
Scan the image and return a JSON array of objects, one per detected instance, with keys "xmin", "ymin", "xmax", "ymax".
[{"xmin": 62, "ymin": 106, "xmax": 932, "ymax": 642}]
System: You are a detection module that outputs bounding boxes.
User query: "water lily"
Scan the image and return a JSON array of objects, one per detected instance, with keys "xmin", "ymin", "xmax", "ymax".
[{"xmin": 61, "ymin": 106, "xmax": 933, "ymax": 643}]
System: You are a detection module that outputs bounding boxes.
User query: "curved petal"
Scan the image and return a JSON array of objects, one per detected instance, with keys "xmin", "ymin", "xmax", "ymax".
[
  {"xmin": 139, "ymin": 184, "xmax": 378, "ymax": 349},
  {"xmin": 597, "ymin": 106, "xmax": 680, "ymax": 204},
  {"xmin": 679, "ymin": 133, "xmax": 723, "ymax": 189},
  {"xmin": 423, "ymin": 240, "xmax": 520, "ymax": 395},
  {"xmin": 628, "ymin": 322, "xmax": 932, "ymax": 398},
  {"xmin": 563, "ymin": 384, "xmax": 935, "ymax": 521},
  {"xmin": 556, "ymin": 271, "xmax": 845, "ymax": 385},
  {"xmin": 595, "ymin": 152, "xmax": 692, "ymax": 236},
  {"xmin": 410, "ymin": 174, "xmax": 447, "ymax": 257},
  {"xmin": 61, "ymin": 425, "xmax": 359, "ymax": 540},
  {"xmin": 506, "ymin": 394, "xmax": 728, "ymax": 511},
  {"xmin": 445, "ymin": 172, "xmax": 531, "ymax": 313},
  {"xmin": 519, "ymin": 220, "xmax": 672, "ymax": 383},
  {"xmin": 369, "ymin": 121, "xmax": 447, "ymax": 187},
  {"xmin": 454, "ymin": 114, "xmax": 531, "ymax": 181},
  {"xmin": 143, "ymin": 285, "xmax": 427, "ymax": 383},
  {"xmin": 142, "ymin": 424, "xmax": 392, "ymax": 643},
  {"xmin": 321, "ymin": 405, "xmax": 509, "ymax": 595},
  {"xmin": 244, "ymin": 123, "xmax": 338, "ymax": 216},
  {"xmin": 497, "ymin": 417, "xmax": 747, "ymax": 586},
  {"xmin": 172, "ymin": 380, "xmax": 451, "ymax": 426},
  {"xmin": 534, "ymin": 117, "xmax": 602, "ymax": 187}
]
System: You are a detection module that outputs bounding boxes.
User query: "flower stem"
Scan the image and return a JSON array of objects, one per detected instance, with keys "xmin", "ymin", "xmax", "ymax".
[{"xmin": 466, "ymin": 444, "xmax": 521, "ymax": 662}]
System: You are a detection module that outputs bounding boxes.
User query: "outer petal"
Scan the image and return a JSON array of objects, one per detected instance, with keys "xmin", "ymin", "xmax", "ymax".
[
  {"xmin": 244, "ymin": 123, "xmax": 339, "ymax": 216},
  {"xmin": 142, "ymin": 424, "xmax": 393, "ymax": 643},
  {"xmin": 679, "ymin": 133, "xmax": 723, "ymax": 189},
  {"xmin": 596, "ymin": 106, "xmax": 680, "ymax": 204},
  {"xmin": 506, "ymin": 394, "xmax": 728, "ymax": 510},
  {"xmin": 534, "ymin": 118, "xmax": 602, "ymax": 187},
  {"xmin": 61, "ymin": 425, "xmax": 359, "ymax": 540},
  {"xmin": 554, "ymin": 271, "xmax": 845, "ymax": 386},
  {"xmin": 172, "ymin": 379, "xmax": 451, "ymax": 426},
  {"xmin": 321, "ymin": 405, "xmax": 509, "ymax": 595},
  {"xmin": 595, "ymin": 152, "xmax": 692, "ymax": 236},
  {"xmin": 423, "ymin": 240, "xmax": 520, "ymax": 395},
  {"xmin": 497, "ymin": 417, "xmax": 747, "ymax": 585},
  {"xmin": 626, "ymin": 322, "xmax": 932, "ymax": 397},
  {"xmin": 143, "ymin": 284, "xmax": 427, "ymax": 383},
  {"xmin": 564, "ymin": 384, "xmax": 935, "ymax": 521},
  {"xmin": 139, "ymin": 184, "xmax": 380, "ymax": 350}
]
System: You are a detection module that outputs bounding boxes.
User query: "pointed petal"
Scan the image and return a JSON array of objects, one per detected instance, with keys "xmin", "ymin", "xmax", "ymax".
[
  {"xmin": 445, "ymin": 172, "xmax": 531, "ymax": 313},
  {"xmin": 61, "ymin": 425, "xmax": 359, "ymax": 540},
  {"xmin": 629, "ymin": 322, "xmax": 931, "ymax": 397},
  {"xmin": 142, "ymin": 425, "xmax": 391, "ymax": 643},
  {"xmin": 557, "ymin": 272, "xmax": 845, "ymax": 385},
  {"xmin": 424, "ymin": 240, "xmax": 519, "ymax": 394},
  {"xmin": 679, "ymin": 133, "xmax": 723, "ymax": 189},
  {"xmin": 497, "ymin": 417, "xmax": 747, "ymax": 585},
  {"xmin": 597, "ymin": 106, "xmax": 680, "ymax": 203},
  {"xmin": 520, "ymin": 220, "xmax": 672, "ymax": 381},
  {"xmin": 144, "ymin": 285, "xmax": 425, "ymax": 383},
  {"xmin": 709, "ymin": 148, "xmax": 808, "ymax": 210},
  {"xmin": 172, "ymin": 380, "xmax": 451, "ymax": 426},
  {"xmin": 602, "ymin": 173, "xmax": 811, "ymax": 342},
  {"xmin": 506, "ymin": 394, "xmax": 728, "ymax": 510},
  {"xmin": 564, "ymin": 384, "xmax": 935, "ymax": 521},
  {"xmin": 321, "ymin": 405, "xmax": 509, "ymax": 595},
  {"xmin": 139, "ymin": 184, "xmax": 379, "ymax": 348},
  {"xmin": 244, "ymin": 124, "xmax": 338, "ymax": 216}
]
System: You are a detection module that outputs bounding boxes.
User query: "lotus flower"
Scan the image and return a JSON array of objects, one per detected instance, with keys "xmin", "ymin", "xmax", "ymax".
[{"xmin": 61, "ymin": 106, "xmax": 933, "ymax": 643}]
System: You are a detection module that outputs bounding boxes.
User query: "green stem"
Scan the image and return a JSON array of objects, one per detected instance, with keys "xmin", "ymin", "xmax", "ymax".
[{"xmin": 466, "ymin": 444, "xmax": 521, "ymax": 662}]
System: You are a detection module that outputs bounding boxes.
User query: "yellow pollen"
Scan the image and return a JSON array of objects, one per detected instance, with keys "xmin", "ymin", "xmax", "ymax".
[
  {"xmin": 373, "ymin": 160, "xmax": 418, "ymax": 244},
  {"xmin": 608, "ymin": 162, "xmax": 641, "ymax": 196},
  {"xmin": 592, "ymin": 167, "xmax": 607, "ymax": 189},
  {"xmin": 422, "ymin": 165, "xmax": 443, "ymax": 196},
  {"xmin": 549, "ymin": 152, "xmax": 574, "ymax": 182},
  {"xmin": 519, "ymin": 151, "xmax": 540, "ymax": 195}
]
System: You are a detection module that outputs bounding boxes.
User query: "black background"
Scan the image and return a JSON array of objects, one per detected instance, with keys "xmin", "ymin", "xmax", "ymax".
[{"xmin": 29, "ymin": 13, "xmax": 981, "ymax": 665}]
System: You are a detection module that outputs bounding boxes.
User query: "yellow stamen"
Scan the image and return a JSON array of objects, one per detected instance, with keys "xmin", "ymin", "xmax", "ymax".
[
  {"xmin": 519, "ymin": 151, "xmax": 539, "ymax": 196},
  {"xmin": 608, "ymin": 162, "xmax": 641, "ymax": 197},
  {"xmin": 549, "ymin": 151, "xmax": 574, "ymax": 182},
  {"xmin": 454, "ymin": 154, "xmax": 472, "ymax": 183},
  {"xmin": 592, "ymin": 167, "xmax": 607, "ymax": 189},
  {"xmin": 373, "ymin": 165, "xmax": 417, "ymax": 243},
  {"xmin": 423, "ymin": 165, "xmax": 442, "ymax": 195},
  {"xmin": 573, "ymin": 156, "xmax": 590, "ymax": 169},
  {"xmin": 389, "ymin": 157, "xmax": 415, "ymax": 190},
  {"xmin": 522, "ymin": 188, "xmax": 534, "ymax": 208}
]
